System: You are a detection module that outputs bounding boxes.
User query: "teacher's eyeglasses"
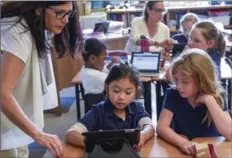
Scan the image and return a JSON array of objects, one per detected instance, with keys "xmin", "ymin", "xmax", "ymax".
[
  {"xmin": 151, "ymin": 8, "xmax": 166, "ymax": 13},
  {"xmin": 47, "ymin": 7, "xmax": 77, "ymax": 19}
]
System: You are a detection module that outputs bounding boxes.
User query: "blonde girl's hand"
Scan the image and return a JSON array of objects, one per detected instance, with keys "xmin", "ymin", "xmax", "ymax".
[
  {"xmin": 34, "ymin": 132, "xmax": 64, "ymax": 158},
  {"xmin": 196, "ymin": 94, "xmax": 215, "ymax": 105},
  {"xmin": 178, "ymin": 140, "xmax": 198, "ymax": 155}
]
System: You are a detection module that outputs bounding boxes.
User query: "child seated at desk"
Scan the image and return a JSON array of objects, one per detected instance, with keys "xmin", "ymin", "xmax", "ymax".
[
  {"xmin": 172, "ymin": 13, "xmax": 199, "ymax": 44},
  {"xmin": 80, "ymin": 38, "xmax": 119, "ymax": 95},
  {"xmin": 188, "ymin": 21, "xmax": 226, "ymax": 78},
  {"xmin": 157, "ymin": 48, "xmax": 232, "ymax": 156},
  {"xmin": 66, "ymin": 64, "xmax": 155, "ymax": 151}
]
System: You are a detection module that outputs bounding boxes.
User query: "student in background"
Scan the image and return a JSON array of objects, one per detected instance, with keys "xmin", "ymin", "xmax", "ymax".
[
  {"xmin": 157, "ymin": 49, "xmax": 232, "ymax": 156},
  {"xmin": 0, "ymin": 1, "xmax": 83, "ymax": 157},
  {"xmin": 125, "ymin": 1, "xmax": 172, "ymax": 54},
  {"xmin": 81, "ymin": 38, "xmax": 119, "ymax": 96},
  {"xmin": 172, "ymin": 13, "xmax": 199, "ymax": 44},
  {"xmin": 188, "ymin": 21, "xmax": 226, "ymax": 77},
  {"xmin": 66, "ymin": 64, "xmax": 155, "ymax": 151}
]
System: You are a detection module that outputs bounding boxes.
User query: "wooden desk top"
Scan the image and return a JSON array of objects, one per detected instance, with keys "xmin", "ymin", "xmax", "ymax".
[
  {"xmin": 71, "ymin": 72, "xmax": 81, "ymax": 84},
  {"xmin": 45, "ymin": 136, "xmax": 230, "ymax": 158},
  {"xmin": 192, "ymin": 137, "xmax": 232, "ymax": 157},
  {"xmin": 141, "ymin": 136, "xmax": 190, "ymax": 157}
]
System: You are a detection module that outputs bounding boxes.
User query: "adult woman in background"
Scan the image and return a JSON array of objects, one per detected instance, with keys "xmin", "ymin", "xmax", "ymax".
[
  {"xmin": 0, "ymin": 1, "xmax": 83, "ymax": 157},
  {"xmin": 125, "ymin": 1, "xmax": 171, "ymax": 54}
]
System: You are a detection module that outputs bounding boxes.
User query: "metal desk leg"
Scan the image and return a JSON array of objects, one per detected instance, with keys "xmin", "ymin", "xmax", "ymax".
[
  {"xmin": 222, "ymin": 79, "xmax": 230, "ymax": 110},
  {"xmin": 156, "ymin": 81, "xmax": 162, "ymax": 121},
  {"xmin": 228, "ymin": 79, "xmax": 232, "ymax": 111},
  {"xmin": 80, "ymin": 83, "xmax": 85, "ymax": 100},
  {"xmin": 75, "ymin": 84, "xmax": 81, "ymax": 120},
  {"xmin": 143, "ymin": 81, "xmax": 152, "ymax": 118}
]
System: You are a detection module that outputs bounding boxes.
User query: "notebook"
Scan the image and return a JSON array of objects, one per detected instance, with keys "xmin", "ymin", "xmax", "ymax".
[{"xmin": 131, "ymin": 52, "xmax": 161, "ymax": 77}]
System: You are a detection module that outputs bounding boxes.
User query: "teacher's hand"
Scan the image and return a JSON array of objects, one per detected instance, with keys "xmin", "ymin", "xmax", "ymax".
[{"xmin": 34, "ymin": 132, "xmax": 64, "ymax": 158}]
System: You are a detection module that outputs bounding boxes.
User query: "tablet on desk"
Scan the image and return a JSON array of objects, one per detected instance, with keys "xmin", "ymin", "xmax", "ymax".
[
  {"xmin": 171, "ymin": 43, "xmax": 186, "ymax": 58},
  {"xmin": 93, "ymin": 21, "xmax": 110, "ymax": 34},
  {"xmin": 82, "ymin": 128, "xmax": 140, "ymax": 152}
]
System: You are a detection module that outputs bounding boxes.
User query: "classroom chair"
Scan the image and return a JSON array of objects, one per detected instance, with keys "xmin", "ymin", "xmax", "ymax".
[
  {"xmin": 84, "ymin": 93, "xmax": 105, "ymax": 113},
  {"xmin": 224, "ymin": 57, "xmax": 232, "ymax": 111}
]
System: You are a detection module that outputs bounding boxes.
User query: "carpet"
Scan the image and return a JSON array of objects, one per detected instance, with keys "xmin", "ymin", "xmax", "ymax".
[{"xmin": 60, "ymin": 97, "xmax": 76, "ymax": 113}]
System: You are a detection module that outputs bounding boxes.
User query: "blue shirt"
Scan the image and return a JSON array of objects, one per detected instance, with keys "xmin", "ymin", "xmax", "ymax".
[
  {"xmin": 79, "ymin": 100, "xmax": 149, "ymax": 131},
  {"xmin": 172, "ymin": 33, "xmax": 188, "ymax": 44},
  {"xmin": 208, "ymin": 49, "xmax": 221, "ymax": 79},
  {"xmin": 163, "ymin": 88, "xmax": 227, "ymax": 140}
]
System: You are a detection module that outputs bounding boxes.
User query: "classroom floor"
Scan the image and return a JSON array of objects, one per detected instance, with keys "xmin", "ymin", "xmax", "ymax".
[{"xmin": 29, "ymin": 84, "xmax": 158, "ymax": 158}]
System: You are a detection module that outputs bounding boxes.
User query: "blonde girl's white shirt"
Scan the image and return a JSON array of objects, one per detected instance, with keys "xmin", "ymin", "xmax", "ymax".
[
  {"xmin": 125, "ymin": 16, "xmax": 170, "ymax": 53},
  {"xmin": 80, "ymin": 66, "xmax": 108, "ymax": 95},
  {"xmin": 0, "ymin": 17, "xmax": 44, "ymax": 150}
]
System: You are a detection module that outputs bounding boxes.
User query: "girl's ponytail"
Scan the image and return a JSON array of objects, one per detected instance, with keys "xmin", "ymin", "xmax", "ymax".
[{"xmin": 216, "ymin": 30, "xmax": 226, "ymax": 57}]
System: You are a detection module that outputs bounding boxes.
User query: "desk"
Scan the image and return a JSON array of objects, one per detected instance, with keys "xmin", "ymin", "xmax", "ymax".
[
  {"xmin": 44, "ymin": 136, "xmax": 231, "ymax": 157},
  {"xmin": 71, "ymin": 73, "xmax": 153, "ymax": 120}
]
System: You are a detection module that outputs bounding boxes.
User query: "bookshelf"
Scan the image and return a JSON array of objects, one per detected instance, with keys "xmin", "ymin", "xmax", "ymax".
[
  {"xmin": 104, "ymin": 4, "xmax": 232, "ymax": 31},
  {"xmin": 165, "ymin": 4, "xmax": 232, "ymax": 32},
  {"xmin": 106, "ymin": 8, "xmax": 143, "ymax": 28}
]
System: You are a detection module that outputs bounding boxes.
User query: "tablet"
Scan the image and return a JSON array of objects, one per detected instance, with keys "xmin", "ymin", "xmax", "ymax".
[
  {"xmin": 171, "ymin": 43, "xmax": 186, "ymax": 57},
  {"xmin": 82, "ymin": 128, "xmax": 140, "ymax": 152},
  {"xmin": 93, "ymin": 21, "xmax": 110, "ymax": 34}
]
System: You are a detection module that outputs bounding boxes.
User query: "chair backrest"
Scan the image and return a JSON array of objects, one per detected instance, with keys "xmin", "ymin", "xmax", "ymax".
[
  {"xmin": 225, "ymin": 57, "xmax": 232, "ymax": 69},
  {"xmin": 84, "ymin": 93, "xmax": 104, "ymax": 113}
]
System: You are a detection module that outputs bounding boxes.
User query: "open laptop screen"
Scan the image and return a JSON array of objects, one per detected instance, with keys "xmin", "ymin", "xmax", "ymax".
[{"xmin": 131, "ymin": 52, "xmax": 161, "ymax": 72}]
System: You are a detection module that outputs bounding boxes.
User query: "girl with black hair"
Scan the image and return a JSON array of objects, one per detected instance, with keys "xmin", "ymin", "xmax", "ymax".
[{"xmin": 66, "ymin": 64, "xmax": 155, "ymax": 151}]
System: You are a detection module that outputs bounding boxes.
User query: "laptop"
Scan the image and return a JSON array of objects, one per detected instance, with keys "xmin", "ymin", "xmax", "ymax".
[
  {"xmin": 82, "ymin": 129, "xmax": 140, "ymax": 153},
  {"xmin": 131, "ymin": 52, "xmax": 161, "ymax": 77}
]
